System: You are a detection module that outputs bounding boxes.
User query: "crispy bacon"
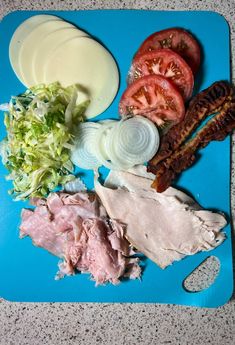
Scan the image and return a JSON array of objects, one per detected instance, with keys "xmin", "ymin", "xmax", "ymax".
[
  {"xmin": 148, "ymin": 81, "xmax": 233, "ymax": 170},
  {"xmin": 152, "ymin": 97, "xmax": 235, "ymax": 192}
]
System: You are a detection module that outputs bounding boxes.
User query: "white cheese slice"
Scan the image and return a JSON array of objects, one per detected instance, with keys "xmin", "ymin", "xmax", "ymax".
[
  {"xmin": 19, "ymin": 20, "xmax": 80, "ymax": 87},
  {"xmin": 9, "ymin": 14, "xmax": 61, "ymax": 85},
  {"xmin": 33, "ymin": 27, "xmax": 89, "ymax": 84},
  {"xmin": 43, "ymin": 36, "xmax": 119, "ymax": 118}
]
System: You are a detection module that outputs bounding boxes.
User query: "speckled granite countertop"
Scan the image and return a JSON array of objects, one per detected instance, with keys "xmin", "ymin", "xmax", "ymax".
[{"xmin": 0, "ymin": 1, "xmax": 235, "ymax": 344}]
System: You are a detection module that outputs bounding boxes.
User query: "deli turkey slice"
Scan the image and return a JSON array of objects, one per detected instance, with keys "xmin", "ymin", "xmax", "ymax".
[{"xmin": 95, "ymin": 166, "xmax": 226, "ymax": 268}]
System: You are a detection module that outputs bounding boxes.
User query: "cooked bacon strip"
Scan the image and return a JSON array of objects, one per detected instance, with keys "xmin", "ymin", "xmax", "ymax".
[
  {"xmin": 152, "ymin": 98, "xmax": 235, "ymax": 192},
  {"xmin": 148, "ymin": 81, "xmax": 233, "ymax": 170}
]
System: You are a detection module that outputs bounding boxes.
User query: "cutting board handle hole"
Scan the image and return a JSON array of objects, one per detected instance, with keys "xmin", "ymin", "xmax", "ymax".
[{"xmin": 182, "ymin": 256, "xmax": 220, "ymax": 293}]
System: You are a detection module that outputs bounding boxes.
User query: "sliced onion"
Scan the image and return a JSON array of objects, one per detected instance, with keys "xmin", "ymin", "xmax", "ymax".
[
  {"xmin": 105, "ymin": 123, "xmax": 133, "ymax": 169},
  {"xmin": 110, "ymin": 116, "xmax": 160, "ymax": 166},
  {"xmin": 94, "ymin": 120, "xmax": 117, "ymax": 160},
  {"xmin": 91, "ymin": 120, "xmax": 119, "ymax": 170},
  {"xmin": 71, "ymin": 117, "xmax": 160, "ymax": 171},
  {"xmin": 71, "ymin": 122, "xmax": 101, "ymax": 169},
  {"xmin": 98, "ymin": 119, "xmax": 117, "ymax": 125}
]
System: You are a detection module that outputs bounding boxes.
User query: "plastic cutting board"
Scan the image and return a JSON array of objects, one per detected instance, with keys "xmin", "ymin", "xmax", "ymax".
[{"xmin": 0, "ymin": 10, "xmax": 233, "ymax": 307}]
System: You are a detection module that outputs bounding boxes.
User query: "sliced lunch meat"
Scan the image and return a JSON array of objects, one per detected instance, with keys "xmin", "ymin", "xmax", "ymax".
[
  {"xmin": 20, "ymin": 192, "xmax": 141, "ymax": 285},
  {"xmin": 95, "ymin": 166, "xmax": 226, "ymax": 269}
]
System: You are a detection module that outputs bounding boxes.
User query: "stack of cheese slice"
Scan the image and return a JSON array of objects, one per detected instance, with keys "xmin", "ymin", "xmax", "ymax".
[{"xmin": 9, "ymin": 14, "xmax": 119, "ymax": 118}]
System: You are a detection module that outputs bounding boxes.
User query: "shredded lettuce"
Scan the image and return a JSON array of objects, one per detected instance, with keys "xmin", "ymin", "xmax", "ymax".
[{"xmin": 1, "ymin": 82, "xmax": 89, "ymax": 200}]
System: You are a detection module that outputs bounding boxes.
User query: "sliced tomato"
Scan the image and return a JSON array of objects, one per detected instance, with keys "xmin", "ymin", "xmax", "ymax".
[
  {"xmin": 128, "ymin": 49, "xmax": 194, "ymax": 100},
  {"xmin": 119, "ymin": 75, "xmax": 185, "ymax": 127},
  {"xmin": 136, "ymin": 28, "xmax": 201, "ymax": 75}
]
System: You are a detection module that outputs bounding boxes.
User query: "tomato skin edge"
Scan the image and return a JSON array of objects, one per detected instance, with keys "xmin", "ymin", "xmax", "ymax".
[
  {"xmin": 135, "ymin": 28, "xmax": 201, "ymax": 75},
  {"xmin": 119, "ymin": 74, "xmax": 185, "ymax": 127},
  {"xmin": 128, "ymin": 48, "xmax": 194, "ymax": 100}
]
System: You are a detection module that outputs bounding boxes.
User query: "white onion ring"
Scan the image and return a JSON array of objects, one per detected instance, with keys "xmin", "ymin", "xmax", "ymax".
[
  {"xmin": 71, "ymin": 117, "xmax": 160, "ymax": 171},
  {"xmin": 71, "ymin": 122, "xmax": 101, "ymax": 169},
  {"xmin": 92, "ymin": 120, "xmax": 119, "ymax": 170},
  {"xmin": 111, "ymin": 116, "xmax": 160, "ymax": 165}
]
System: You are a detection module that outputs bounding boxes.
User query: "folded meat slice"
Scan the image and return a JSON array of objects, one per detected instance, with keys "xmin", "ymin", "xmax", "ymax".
[
  {"xmin": 20, "ymin": 192, "xmax": 141, "ymax": 285},
  {"xmin": 95, "ymin": 166, "xmax": 226, "ymax": 268}
]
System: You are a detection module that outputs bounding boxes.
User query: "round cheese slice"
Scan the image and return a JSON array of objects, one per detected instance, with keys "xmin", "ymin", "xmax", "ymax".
[
  {"xmin": 43, "ymin": 37, "xmax": 119, "ymax": 118},
  {"xmin": 9, "ymin": 14, "xmax": 61, "ymax": 85},
  {"xmin": 19, "ymin": 20, "xmax": 80, "ymax": 87},
  {"xmin": 33, "ymin": 27, "xmax": 89, "ymax": 85}
]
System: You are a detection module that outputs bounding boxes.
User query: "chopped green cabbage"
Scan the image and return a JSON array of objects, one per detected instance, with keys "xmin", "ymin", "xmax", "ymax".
[{"xmin": 1, "ymin": 82, "xmax": 89, "ymax": 200}]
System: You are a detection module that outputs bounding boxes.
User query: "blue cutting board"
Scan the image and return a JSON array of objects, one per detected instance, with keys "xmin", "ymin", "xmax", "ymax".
[{"xmin": 0, "ymin": 10, "xmax": 233, "ymax": 307}]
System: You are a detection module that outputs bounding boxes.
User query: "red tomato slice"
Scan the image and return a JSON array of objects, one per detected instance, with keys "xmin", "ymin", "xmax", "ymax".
[
  {"xmin": 136, "ymin": 28, "xmax": 201, "ymax": 75},
  {"xmin": 129, "ymin": 49, "xmax": 194, "ymax": 100},
  {"xmin": 119, "ymin": 75, "xmax": 185, "ymax": 127}
]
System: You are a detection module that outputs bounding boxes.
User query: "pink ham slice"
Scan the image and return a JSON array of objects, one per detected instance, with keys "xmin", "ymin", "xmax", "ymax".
[{"xmin": 20, "ymin": 192, "xmax": 141, "ymax": 285}]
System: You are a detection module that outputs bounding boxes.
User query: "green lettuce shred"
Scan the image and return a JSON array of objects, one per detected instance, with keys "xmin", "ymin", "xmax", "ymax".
[{"xmin": 1, "ymin": 82, "xmax": 89, "ymax": 200}]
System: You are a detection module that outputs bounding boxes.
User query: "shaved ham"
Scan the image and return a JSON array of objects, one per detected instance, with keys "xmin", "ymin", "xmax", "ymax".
[
  {"xmin": 20, "ymin": 192, "xmax": 141, "ymax": 285},
  {"xmin": 95, "ymin": 166, "xmax": 226, "ymax": 268}
]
